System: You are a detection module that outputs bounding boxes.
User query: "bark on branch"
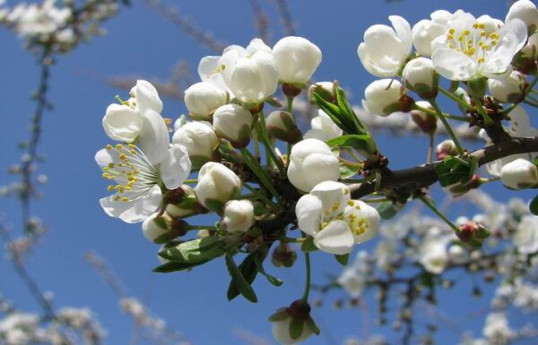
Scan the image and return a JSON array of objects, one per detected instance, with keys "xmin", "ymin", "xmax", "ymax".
[{"xmin": 350, "ymin": 136, "xmax": 538, "ymax": 199}]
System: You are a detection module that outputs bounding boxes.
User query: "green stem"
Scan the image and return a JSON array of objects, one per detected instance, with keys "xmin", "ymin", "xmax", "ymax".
[
  {"xmin": 363, "ymin": 197, "xmax": 391, "ymax": 204},
  {"xmin": 301, "ymin": 233, "xmax": 312, "ymax": 302},
  {"xmin": 286, "ymin": 96, "xmax": 294, "ymax": 113},
  {"xmin": 258, "ymin": 111, "xmax": 286, "ymax": 176},
  {"xmin": 470, "ymin": 94, "xmax": 493, "ymax": 127},
  {"xmin": 184, "ymin": 179, "xmax": 198, "ymax": 184},
  {"xmin": 427, "ymin": 133, "xmax": 435, "ymax": 164},
  {"xmin": 419, "ymin": 196, "xmax": 460, "ymax": 234},
  {"xmin": 240, "ymin": 148, "xmax": 282, "ymax": 203},
  {"xmin": 523, "ymin": 99, "xmax": 538, "ymax": 107},
  {"xmin": 185, "ymin": 225, "xmax": 217, "ymax": 231},
  {"xmin": 414, "ymin": 104, "xmax": 469, "ymax": 122},
  {"xmin": 439, "ymin": 87, "xmax": 473, "ymax": 111},
  {"xmin": 430, "ymin": 100, "xmax": 465, "ymax": 156},
  {"xmin": 243, "ymin": 183, "xmax": 277, "ymax": 207}
]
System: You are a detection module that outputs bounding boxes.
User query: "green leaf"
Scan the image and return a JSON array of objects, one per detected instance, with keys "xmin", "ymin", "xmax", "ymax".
[
  {"xmin": 335, "ymin": 86, "xmax": 367, "ymax": 134},
  {"xmin": 334, "ymin": 253, "xmax": 349, "ymax": 266},
  {"xmin": 152, "ymin": 260, "xmax": 209, "ymax": 273},
  {"xmin": 225, "ymin": 254, "xmax": 258, "ymax": 303},
  {"xmin": 340, "ymin": 163, "xmax": 360, "ymax": 179},
  {"xmin": 289, "ymin": 318, "xmax": 304, "ymax": 340},
  {"xmin": 305, "ymin": 317, "xmax": 320, "ymax": 335},
  {"xmin": 434, "ymin": 155, "xmax": 476, "ymax": 187},
  {"xmin": 376, "ymin": 201, "xmax": 403, "ymax": 220},
  {"xmin": 326, "ymin": 134, "xmax": 371, "ymax": 148},
  {"xmin": 253, "ymin": 253, "xmax": 283, "ymax": 286},
  {"xmin": 530, "ymin": 195, "xmax": 538, "ymax": 215},
  {"xmin": 165, "ymin": 237, "xmax": 225, "ymax": 264}
]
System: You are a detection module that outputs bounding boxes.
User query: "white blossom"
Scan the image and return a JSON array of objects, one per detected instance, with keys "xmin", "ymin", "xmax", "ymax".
[
  {"xmin": 500, "ymin": 158, "xmax": 538, "ymax": 190},
  {"xmin": 304, "ymin": 109, "xmax": 343, "ymax": 141},
  {"xmin": 295, "ymin": 181, "xmax": 380, "ymax": 254},
  {"xmin": 431, "ymin": 11, "xmax": 527, "ymax": 81},
  {"xmin": 195, "ymin": 162, "xmax": 242, "ymax": 212},
  {"xmin": 272, "ymin": 36, "xmax": 322, "ymax": 85},
  {"xmin": 184, "ymin": 81, "xmax": 228, "ymax": 120},
  {"xmin": 287, "ymin": 138, "xmax": 340, "ymax": 192},
  {"xmin": 221, "ymin": 200, "xmax": 255, "ymax": 234},
  {"xmin": 412, "ymin": 10, "xmax": 452, "ymax": 56},
  {"xmin": 358, "ymin": 16, "xmax": 412, "ymax": 77}
]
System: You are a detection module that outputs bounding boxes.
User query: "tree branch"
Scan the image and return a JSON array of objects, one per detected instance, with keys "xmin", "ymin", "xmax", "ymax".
[{"xmin": 350, "ymin": 136, "xmax": 538, "ymax": 198}]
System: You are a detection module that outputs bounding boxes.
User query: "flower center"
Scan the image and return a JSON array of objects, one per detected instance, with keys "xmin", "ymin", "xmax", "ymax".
[
  {"xmin": 446, "ymin": 22, "xmax": 500, "ymax": 65},
  {"xmin": 101, "ymin": 144, "xmax": 159, "ymax": 202},
  {"xmin": 346, "ymin": 200, "xmax": 368, "ymax": 236}
]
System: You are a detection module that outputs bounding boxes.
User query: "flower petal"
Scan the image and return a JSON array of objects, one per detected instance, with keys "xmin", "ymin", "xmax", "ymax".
[
  {"xmin": 295, "ymin": 194, "xmax": 322, "ymax": 237},
  {"xmin": 314, "ymin": 220, "xmax": 354, "ymax": 255},
  {"xmin": 160, "ymin": 144, "xmax": 192, "ymax": 190},
  {"xmin": 139, "ymin": 109, "xmax": 170, "ymax": 165},
  {"xmin": 100, "ymin": 185, "xmax": 162, "ymax": 223},
  {"xmin": 432, "ymin": 47, "xmax": 477, "ymax": 80},
  {"xmin": 482, "ymin": 19, "xmax": 527, "ymax": 78},
  {"xmin": 102, "ymin": 104, "xmax": 143, "ymax": 143}
]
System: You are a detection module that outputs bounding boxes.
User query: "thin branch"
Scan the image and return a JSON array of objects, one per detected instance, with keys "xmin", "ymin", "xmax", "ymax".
[
  {"xmin": 0, "ymin": 224, "xmax": 55, "ymax": 320},
  {"xmin": 270, "ymin": 0, "xmax": 295, "ymax": 35},
  {"xmin": 350, "ymin": 136, "xmax": 538, "ymax": 198},
  {"xmin": 144, "ymin": 0, "xmax": 226, "ymax": 53},
  {"xmin": 249, "ymin": 0, "xmax": 270, "ymax": 44}
]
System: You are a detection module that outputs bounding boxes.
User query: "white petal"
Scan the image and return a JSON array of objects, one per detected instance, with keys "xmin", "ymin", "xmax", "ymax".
[
  {"xmin": 159, "ymin": 144, "xmax": 192, "ymax": 190},
  {"xmin": 139, "ymin": 109, "xmax": 170, "ymax": 165},
  {"xmin": 388, "ymin": 15, "xmax": 412, "ymax": 52},
  {"xmin": 481, "ymin": 19, "xmax": 527, "ymax": 77},
  {"xmin": 102, "ymin": 104, "xmax": 143, "ymax": 142},
  {"xmin": 95, "ymin": 148, "xmax": 114, "ymax": 168},
  {"xmin": 133, "ymin": 80, "xmax": 163, "ymax": 114},
  {"xmin": 432, "ymin": 47, "xmax": 477, "ymax": 80},
  {"xmin": 314, "ymin": 220, "xmax": 354, "ymax": 255},
  {"xmin": 100, "ymin": 185, "xmax": 162, "ymax": 223},
  {"xmin": 295, "ymin": 194, "xmax": 322, "ymax": 237}
]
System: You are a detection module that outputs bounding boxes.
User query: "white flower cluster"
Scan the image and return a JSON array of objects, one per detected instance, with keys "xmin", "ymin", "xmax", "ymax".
[
  {"xmin": 358, "ymin": 0, "xmax": 538, "ymax": 192},
  {"xmin": 0, "ymin": 307, "xmax": 106, "ymax": 344},
  {"xmin": 0, "ymin": 0, "xmax": 120, "ymax": 53}
]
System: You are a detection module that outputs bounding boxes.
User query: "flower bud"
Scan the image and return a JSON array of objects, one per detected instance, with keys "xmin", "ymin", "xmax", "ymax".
[
  {"xmin": 164, "ymin": 185, "xmax": 207, "ymax": 218},
  {"xmin": 308, "ymin": 81, "xmax": 335, "ymax": 104},
  {"xmin": 487, "ymin": 71, "xmax": 527, "ymax": 103},
  {"xmin": 362, "ymin": 79, "xmax": 412, "ymax": 116},
  {"xmin": 142, "ymin": 213, "xmax": 186, "ymax": 244},
  {"xmin": 195, "ymin": 162, "xmax": 242, "ymax": 212},
  {"xmin": 272, "ymin": 36, "xmax": 322, "ymax": 86},
  {"xmin": 271, "ymin": 242, "xmax": 297, "ymax": 268},
  {"xmin": 304, "ymin": 109, "xmax": 343, "ymax": 141},
  {"xmin": 410, "ymin": 101, "xmax": 436, "ymax": 134},
  {"xmin": 287, "ymin": 138, "xmax": 340, "ymax": 192},
  {"xmin": 514, "ymin": 32, "xmax": 538, "ymax": 74},
  {"xmin": 358, "ymin": 16, "xmax": 412, "ymax": 77},
  {"xmin": 506, "ymin": 0, "xmax": 538, "ymax": 31},
  {"xmin": 172, "ymin": 121, "xmax": 219, "ymax": 166},
  {"xmin": 228, "ymin": 51, "xmax": 279, "ymax": 105},
  {"xmin": 435, "ymin": 140, "xmax": 457, "ymax": 160},
  {"xmin": 184, "ymin": 82, "xmax": 228, "ymax": 120},
  {"xmin": 457, "ymin": 221, "xmax": 490, "ymax": 248},
  {"xmin": 269, "ymin": 300, "xmax": 319, "ymax": 345},
  {"xmin": 221, "ymin": 200, "xmax": 255, "ymax": 234},
  {"xmin": 213, "ymin": 104, "xmax": 253, "ymax": 148},
  {"xmin": 411, "ymin": 10, "xmax": 452, "ymax": 56},
  {"xmin": 266, "ymin": 110, "xmax": 302, "ymax": 144},
  {"xmin": 500, "ymin": 158, "xmax": 538, "ymax": 189},
  {"xmin": 401, "ymin": 57, "xmax": 438, "ymax": 99}
]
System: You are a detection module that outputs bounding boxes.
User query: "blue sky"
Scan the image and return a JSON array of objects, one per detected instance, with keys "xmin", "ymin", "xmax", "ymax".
[{"xmin": 0, "ymin": 0, "xmax": 526, "ymax": 344}]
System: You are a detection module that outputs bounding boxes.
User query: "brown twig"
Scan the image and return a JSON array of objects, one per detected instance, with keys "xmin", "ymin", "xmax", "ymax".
[{"xmin": 144, "ymin": 0, "xmax": 226, "ymax": 53}]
